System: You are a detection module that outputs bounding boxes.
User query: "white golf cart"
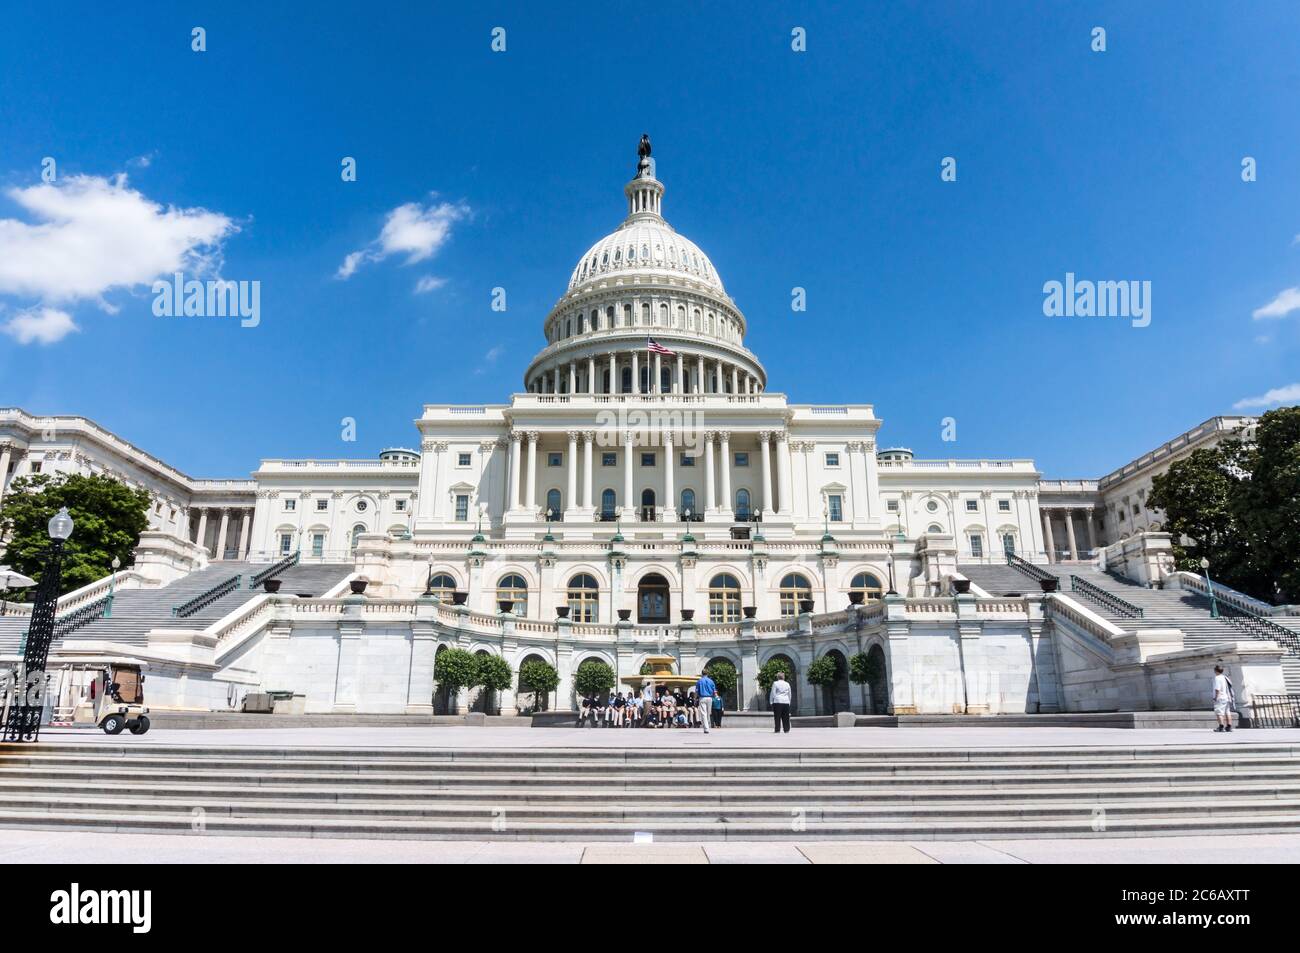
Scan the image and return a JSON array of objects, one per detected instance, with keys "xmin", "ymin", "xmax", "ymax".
[{"xmin": 88, "ymin": 660, "xmax": 150, "ymax": 735}]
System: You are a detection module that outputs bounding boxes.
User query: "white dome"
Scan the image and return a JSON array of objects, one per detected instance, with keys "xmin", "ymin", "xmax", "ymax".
[{"xmin": 567, "ymin": 221, "xmax": 725, "ymax": 294}]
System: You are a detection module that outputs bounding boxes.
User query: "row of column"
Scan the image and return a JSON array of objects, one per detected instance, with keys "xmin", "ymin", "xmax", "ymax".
[
  {"xmin": 504, "ymin": 429, "xmax": 792, "ymax": 519},
  {"xmin": 191, "ymin": 506, "xmax": 255, "ymax": 560},
  {"xmin": 1041, "ymin": 507, "xmax": 1094, "ymax": 562},
  {"xmin": 530, "ymin": 351, "xmax": 762, "ymax": 397}
]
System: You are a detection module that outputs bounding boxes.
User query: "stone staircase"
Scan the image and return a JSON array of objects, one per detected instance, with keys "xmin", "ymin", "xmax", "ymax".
[
  {"xmin": 961, "ymin": 561, "xmax": 1300, "ymax": 692},
  {"xmin": 1, "ymin": 741, "xmax": 1298, "ymax": 840},
  {"xmin": 0, "ymin": 562, "xmax": 351, "ymax": 656}
]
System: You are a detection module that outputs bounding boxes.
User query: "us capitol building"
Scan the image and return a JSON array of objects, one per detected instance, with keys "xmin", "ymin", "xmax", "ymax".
[{"xmin": 1, "ymin": 140, "xmax": 1283, "ymax": 718}]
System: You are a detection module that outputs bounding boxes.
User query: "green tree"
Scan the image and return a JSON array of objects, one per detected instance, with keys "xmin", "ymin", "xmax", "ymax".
[
  {"xmin": 433, "ymin": 648, "xmax": 477, "ymax": 700},
  {"xmin": 702, "ymin": 659, "xmax": 737, "ymax": 696},
  {"xmin": 849, "ymin": 651, "xmax": 886, "ymax": 714},
  {"xmin": 1234, "ymin": 407, "xmax": 1300, "ymax": 603},
  {"xmin": 0, "ymin": 473, "xmax": 151, "ymax": 597},
  {"xmin": 518, "ymin": 659, "xmax": 559, "ymax": 712},
  {"xmin": 472, "ymin": 653, "xmax": 514, "ymax": 715},
  {"xmin": 573, "ymin": 658, "xmax": 615, "ymax": 698},
  {"xmin": 806, "ymin": 654, "xmax": 842, "ymax": 713},
  {"xmin": 756, "ymin": 658, "xmax": 792, "ymax": 694}
]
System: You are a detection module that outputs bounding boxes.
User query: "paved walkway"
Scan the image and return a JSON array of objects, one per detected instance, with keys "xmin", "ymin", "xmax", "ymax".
[
  {"xmin": 35, "ymin": 724, "xmax": 1300, "ymax": 749},
  {"xmin": 3, "ymin": 829, "xmax": 1297, "ymax": 864}
]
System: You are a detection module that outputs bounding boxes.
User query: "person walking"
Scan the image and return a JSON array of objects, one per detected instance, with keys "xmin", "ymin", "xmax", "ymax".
[
  {"xmin": 694, "ymin": 670, "xmax": 716, "ymax": 734},
  {"xmin": 1212, "ymin": 664, "xmax": 1235, "ymax": 733},
  {"xmin": 712, "ymin": 691, "xmax": 724, "ymax": 728},
  {"xmin": 770, "ymin": 670, "xmax": 792, "ymax": 734}
]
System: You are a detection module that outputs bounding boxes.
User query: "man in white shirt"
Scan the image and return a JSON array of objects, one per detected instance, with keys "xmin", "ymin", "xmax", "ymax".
[
  {"xmin": 770, "ymin": 671, "xmax": 792, "ymax": 734},
  {"xmin": 1212, "ymin": 665, "xmax": 1234, "ymax": 733}
]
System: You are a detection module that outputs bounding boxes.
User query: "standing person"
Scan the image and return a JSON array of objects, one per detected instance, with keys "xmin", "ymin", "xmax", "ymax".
[
  {"xmin": 770, "ymin": 670, "xmax": 792, "ymax": 734},
  {"xmin": 712, "ymin": 690, "xmax": 724, "ymax": 728},
  {"xmin": 1213, "ymin": 665, "xmax": 1235, "ymax": 733},
  {"xmin": 694, "ymin": 669, "xmax": 717, "ymax": 734}
]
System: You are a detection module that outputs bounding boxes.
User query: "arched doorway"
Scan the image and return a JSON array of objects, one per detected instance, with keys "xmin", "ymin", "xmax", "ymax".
[
  {"xmin": 637, "ymin": 572, "xmax": 670, "ymax": 623},
  {"xmin": 764, "ymin": 653, "xmax": 798, "ymax": 711},
  {"xmin": 470, "ymin": 649, "xmax": 495, "ymax": 714},
  {"xmin": 819, "ymin": 649, "xmax": 851, "ymax": 715},
  {"xmin": 517, "ymin": 652, "xmax": 550, "ymax": 712},
  {"xmin": 640, "ymin": 489, "xmax": 656, "ymax": 522},
  {"xmin": 432, "ymin": 644, "xmax": 454, "ymax": 714},
  {"xmin": 866, "ymin": 644, "xmax": 889, "ymax": 714},
  {"xmin": 704, "ymin": 656, "xmax": 741, "ymax": 710}
]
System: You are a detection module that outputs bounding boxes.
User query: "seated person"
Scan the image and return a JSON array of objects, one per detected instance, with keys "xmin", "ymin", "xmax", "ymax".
[
  {"xmin": 611, "ymin": 692, "xmax": 625, "ymax": 726},
  {"xmin": 578, "ymin": 695, "xmax": 598, "ymax": 727}
]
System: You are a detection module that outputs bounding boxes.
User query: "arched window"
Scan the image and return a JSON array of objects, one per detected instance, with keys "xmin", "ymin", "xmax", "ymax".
[
  {"xmin": 600, "ymin": 488, "xmax": 617, "ymax": 521},
  {"xmin": 496, "ymin": 573, "xmax": 528, "ymax": 615},
  {"xmin": 350, "ymin": 524, "xmax": 366, "ymax": 554},
  {"xmin": 680, "ymin": 488, "xmax": 696, "ymax": 520},
  {"xmin": 577, "ymin": 313, "xmax": 585, "ymax": 334},
  {"xmin": 735, "ymin": 488, "xmax": 751, "ymax": 520},
  {"xmin": 849, "ymin": 572, "xmax": 884, "ymax": 603},
  {"xmin": 545, "ymin": 488, "xmax": 562, "ymax": 522},
  {"xmin": 779, "ymin": 572, "xmax": 813, "ymax": 617},
  {"xmin": 621, "ymin": 367, "xmax": 632, "ymax": 393},
  {"xmin": 426, "ymin": 572, "xmax": 457, "ymax": 602},
  {"xmin": 640, "ymin": 488, "xmax": 656, "ymax": 522},
  {"xmin": 567, "ymin": 573, "xmax": 599, "ymax": 623},
  {"xmin": 708, "ymin": 573, "xmax": 742, "ymax": 623}
]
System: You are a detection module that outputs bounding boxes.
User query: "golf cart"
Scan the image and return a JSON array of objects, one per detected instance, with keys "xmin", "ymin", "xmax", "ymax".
[{"xmin": 91, "ymin": 661, "xmax": 150, "ymax": 735}]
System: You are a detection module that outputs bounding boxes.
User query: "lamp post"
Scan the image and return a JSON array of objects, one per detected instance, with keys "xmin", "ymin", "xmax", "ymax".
[
  {"xmin": 544, "ymin": 507, "xmax": 556, "ymax": 543},
  {"xmin": 886, "ymin": 551, "xmax": 898, "ymax": 596},
  {"xmin": 1200, "ymin": 557, "xmax": 1220, "ymax": 619},
  {"xmin": 106, "ymin": 555, "xmax": 121, "ymax": 618},
  {"xmin": 4, "ymin": 506, "xmax": 74, "ymax": 742}
]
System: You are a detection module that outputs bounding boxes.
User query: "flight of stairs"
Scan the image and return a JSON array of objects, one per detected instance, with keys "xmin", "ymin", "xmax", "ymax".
[
  {"xmin": 0, "ymin": 562, "xmax": 352, "ymax": 656},
  {"xmin": 960, "ymin": 562, "xmax": 1300, "ymax": 692},
  {"xmin": 1, "ymin": 741, "xmax": 1298, "ymax": 840}
]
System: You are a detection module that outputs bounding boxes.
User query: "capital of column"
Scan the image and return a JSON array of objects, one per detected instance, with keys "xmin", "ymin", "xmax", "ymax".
[
  {"xmin": 757, "ymin": 431, "xmax": 772, "ymax": 444},
  {"xmin": 565, "ymin": 430, "xmax": 581, "ymax": 442},
  {"xmin": 509, "ymin": 431, "xmax": 524, "ymax": 444},
  {"xmin": 582, "ymin": 430, "xmax": 596, "ymax": 443},
  {"xmin": 525, "ymin": 431, "xmax": 540, "ymax": 443}
]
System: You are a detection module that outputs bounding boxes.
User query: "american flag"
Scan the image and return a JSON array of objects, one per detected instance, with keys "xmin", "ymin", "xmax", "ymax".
[{"xmin": 646, "ymin": 337, "xmax": 675, "ymax": 356}]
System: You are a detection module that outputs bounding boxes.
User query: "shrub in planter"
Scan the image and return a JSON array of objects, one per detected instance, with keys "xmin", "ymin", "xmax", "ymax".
[
  {"xmin": 703, "ymin": 659, "xmax": 737, "ymax": 699},
  {"xmin": 573, "ymin": 658, "xmax": 616, "ymax": 698},
  {"xmin": 472, "ymin": 653, "xmax": 514, "ymax": 714},
  {"xmin": 807, "ymin": 654, "xmax": 843, "ymax": 713},
  {"xmin": 433, "ymin": 648, "xmax": 476, "ymax": 703},
  {"xmin": 518, "ymin": 659, "xmax": 559, "ymax": 712}
]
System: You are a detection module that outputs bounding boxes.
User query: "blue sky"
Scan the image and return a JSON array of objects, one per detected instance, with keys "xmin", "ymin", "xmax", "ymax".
[{"xmin": 1, "ymin": 1, "xmax": 1298, "ymax": 479}]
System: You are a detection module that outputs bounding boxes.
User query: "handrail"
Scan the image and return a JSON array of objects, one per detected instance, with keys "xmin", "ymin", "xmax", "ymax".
[
  {"xmin": 52, "ymin": 595, "xmax": 114, "ymax": 638},
  {"xmin": 1215, "ymin": 601, "xmax": 1300, "ymax": 657},
  {"xmin": 173, "ymin": 574, "xmax": 242, "ymax": 618},
  {"xmin": 1169, "ymin": 571, "xmax": 1279, "ymax": 616},
  {"xmin": 1007, "ymin": 552, "xmax": 1058, "ymax": 585},
  {"xmin": 1248, "ymin": 695, "xmax": 1300, "ymax": 729},
  {"xmin": 248, "ymin": 550, "xmax": 300, "ymax": 589},
  {"xmin": 1068, "ymin": 574, "xmax": 1144, "ymax": 619}
]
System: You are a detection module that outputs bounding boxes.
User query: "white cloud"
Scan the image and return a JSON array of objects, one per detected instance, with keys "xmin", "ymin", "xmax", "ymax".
[
  {"xmin": 1252, "ymin": 286, "xmax": 1300, "ymax": 320},
  {"xmin": 2, "ymin": 306, "xmax": 78, "ymax": 345},
  {"xmin": 0, "ymin": 173, "xmax": 236, "ymax": 304},
  {"xmin": 337, "ymin": 198, "xmax": 468, "ymax": 280},
  {"xmin": 414, "ymin": 275, "xmax": 447, "ymax": 294},
  {"xmin": 1234, "ymin": 382, "xmax": 1300, "ymax": 410},
  {"xmin": 484, "ymin": 345, "xmax": 503, "ymax": 363}
]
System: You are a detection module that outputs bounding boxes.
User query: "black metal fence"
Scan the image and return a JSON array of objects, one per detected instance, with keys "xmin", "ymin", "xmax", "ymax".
[{"xmin": 1248, "ymin": 695, "xmax": 1300, "ymax": 729}]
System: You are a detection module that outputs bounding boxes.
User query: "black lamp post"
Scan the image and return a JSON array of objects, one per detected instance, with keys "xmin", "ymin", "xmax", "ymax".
[{"xmin": 4, "ymin": 506, "xmax": 74, "ymax": 743}]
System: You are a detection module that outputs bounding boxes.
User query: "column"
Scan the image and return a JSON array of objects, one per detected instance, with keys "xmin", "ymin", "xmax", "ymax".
[
  {"xmin": 196, "ymin": 507, "xmax": 209, "ymax": 551},
  {"xmin": 718, "ymin": 431, "xmax": 732, "ymax": 515},
  {"xmin": 509, "ymin": 433, "xmax": 522, "ymax": 510},
  {"xmin": 215, "ymin": 508, "xmax": 230, "ymax": 559},
  {"xmin": 238, "ymin": 508, "xmax": 252, "ymax": 558},
  {"xmin": 731, "ymin": 366, "xmax": 739, "ymax": 394},
  {"xmin": 663, "ymin": 431, "xmax": 676, "ymax": 518},
  {"xmin": 525, "ymin": 432, "xmax": 538, "ymax": 512},
  {"xmin": 0, "ymin": 444, "xmax": 11, "ymax": 505},
  {"xmin": 568, "ymin": 363, "xmax": 576, "ymax": 395},
  {"xmin": 1042, "ymin": 510, "xmax": 1057, "ymax": 563},
  {"xmin": 759, "ymin": 432, "xmax": 774, "ymax": 516},
  {"xmin": 565, "ymin": 431, "xmax": 578, "ymax": 517},
  {"xmin": 776, "ymin": 431, "xmax": 793, "ymax": 516},
  {"xmin": 587, "ymin": 356, "xmax": 596, "ymax": 393},
  {"xmin": 608, "ymin": 352, "xmax": 616, "ymax": 394},
  {"xmin": 1064, "ymin": 508, "xmax": 1079, "ymax": 561},
  {"xmin": 704, "ymin": 432, "xmax": 716, "ymax": 512},
  {"xmin": 654, "ymin": 352, "xmax": 662, "ymax": 393},
  {"xmin": 622, "ymin": 430, "xmax": 634, "ymax": 519},
  {"xmin": 696, "ymin": 358, "xmax": 704, "ymax": 394},
  {"xmin": 631, "ymin": 350, "xmax": 639, "ymax": 394},
  {"xmin": 715, "ymin": 359, "xmax": 724, "ymax": 393},
  {"xmin": 582, "ymin": 432, "xmax": 594, "ymax": 510},
  {"xmin": 675, "ymin": 354, "xmax": 683, "ymax": 393}
]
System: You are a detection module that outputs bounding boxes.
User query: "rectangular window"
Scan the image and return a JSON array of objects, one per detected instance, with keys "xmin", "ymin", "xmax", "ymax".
[
  {"xmin": 602, "ymin": 452, "xmax": 617, "ymax": 467},
  {"xmin": 828, "ymin": 495, "xmax": 843, "ymax": 522},
  {"xmin": 998, "ymin": 499, "xmax": 1011, "ymax": 512},
  {"xmin": 457, "ymin": 452, "xmax": 472, "ymax": 467},
  {"xmin": 30, "ymin": 461, "xmax": 42, "ymax": 474},
  {"xmin": 548, "ymin": 452, "xmax": 563, "ymax": 467},
  {"xmin": 1003, "ymin": 533, "xmax": 1016, "ymax": 555},
  {"xmin": 970, "ymin": 534, "xmax": 984, "ymax": 558},
  {"xmin": 279, "ymin": 533, "xmax": 292, "ymax": 555},
  {"xmin": 311, "ymin": 533, "xmax": 324, "ymax": 558},
  {"xmin": 734, "ymin": 452, "xmax": 749, "ymax": 467},
  {"xmin": 284, "ymin": 499, "xmax": 296, "ymax": 511},
  {"xmin": 886, "ymin": 500, "xmax": 899, "ymax": 513},
  {"xmin": 395, "ymin": 499, "xmax": 407, "ymax": 512},
  {"xmin": 965, "ymin": 499, "xmax": 978, "ymax": 512},
  {"xmin": 680, "ymin": 453, "xmax": 695, "ymax": 467},
  {"xmin": 824, "ymin": 452, "xmax": 840, "ymax": 467},
  {"xmin": 316, "ymin": 499, "xmax": 328, "ymax": 511},
  {"xmin": 640, "ymin": 452, "xmax": 655, "ymax": 467},
  {"xmin": 455, "ymin": 494, "xmax": 469, "ymax": 521}
]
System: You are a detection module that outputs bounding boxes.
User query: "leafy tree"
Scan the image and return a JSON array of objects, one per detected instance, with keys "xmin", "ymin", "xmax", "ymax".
[
  {"xmin": 471, "ymin": 653, "xmax": 514, "ymax": 715},
  {"xmin": 849, "ymin": 651, "xmax": 887, "ymax": 714},
  {"xmin": 1234, "ymin": 407, "xmax": 1300, "ymax": 603},
  {"xmin": 756, "ymin": 658, "xmax": 793, "ymax": 694},
  {"xmin": 573, "ymin": 658, "xmax": 615, "ymax": 698},
  {"xmin": 433, "ymin": 648, "xmax": 477, "ymax": 700},
  {"xmin": 806, "ymin": 654, "xmax": 842, "ymax": 713},
  {"xmin": 702, "ymin": 659, "xmax": 737, "ymax": 696},
  {"xmin": 0, "ymin": 473, "xmax": 151, "ymax": 597},
  {"xmin": 518, "ymin": 659, "xmax": 559, "ymax": 712}
]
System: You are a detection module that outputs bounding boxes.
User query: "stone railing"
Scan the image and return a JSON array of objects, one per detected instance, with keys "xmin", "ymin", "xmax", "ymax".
[
  {"xmin": 1044, "ymin": 592, "xmax": 1127, "ymax": 645},
  {"xmin": 1166, "ymin": 571, "xmax": 1286, "ymax": 616},
  {"xmin": 2, "ymin": 568, "xmax": 154, "ymax": 618}
]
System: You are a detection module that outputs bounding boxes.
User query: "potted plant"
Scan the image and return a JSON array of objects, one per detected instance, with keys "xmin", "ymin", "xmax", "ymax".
[
  {"xmin": 798, "ymin": 598, "xmax": 815, "ymax": 614},
  {"xmin": 848, "ymin": 590, "xmax": 864, "ymax": 605},
  {"xmin": 680, "ymin": 608, "xmax": 695, "ymax": 622},
  {"xmin": 953, "ymin": 578, "xmax": 971, "ymax": 594},
  {"xmin": 555, "ymin": 605, "xmax": 570, "ymax": 619},
  {"xmin": 348, "ymin": 578, "xmax": 368, "ymax": 595},
  {"xmin": 1039, "ymin": 578, "xmax": 1059, "ymax": 593},
  {"xmin": 262, "ymin": 578, "xmax": 282, "ymax": 594},
  {"xmin": 452, "ymin": 590, "xmax": 468, "ymax": 605},
  {"xmin": 498, "ymin": 599, "xmax": 514, "ymax": 614},
  {"xmin": 617, "ymin": 608, "xmax": 632, "ymax": 621},
  {"xmin": 742, "ymin": 605, "xmax": 757, "ymax": 619}
]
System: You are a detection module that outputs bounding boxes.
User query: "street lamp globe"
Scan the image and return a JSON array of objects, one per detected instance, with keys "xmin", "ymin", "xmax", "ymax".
[
  {"xmin": 1200, "ymin": 557, "xmax": 1210, "ymax": 570},
  {"xmin": 48, "ymin": 507, "xmax": 74, "ymax": 541}
]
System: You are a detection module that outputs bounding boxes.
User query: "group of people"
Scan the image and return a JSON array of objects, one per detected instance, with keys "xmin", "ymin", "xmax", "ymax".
[{"xmin": 578, "ymin": 681, "xmax": 725, "ymax": 729}]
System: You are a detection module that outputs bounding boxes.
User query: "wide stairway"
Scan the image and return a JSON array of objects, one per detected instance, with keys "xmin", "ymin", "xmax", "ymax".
[
  {"xmin": 961, "ymin": 562, "xmax": 1300, "ymax": 692},
  {"xmin": 0, "ymin": 562, "xmax": 352, "ymax": 656},
  {"xmin": 1, "ymin": 741, "xmax": 1298, "ymax": 840}
]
